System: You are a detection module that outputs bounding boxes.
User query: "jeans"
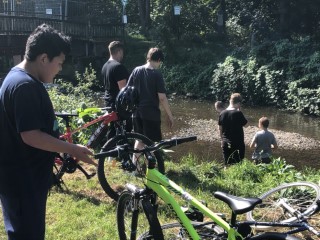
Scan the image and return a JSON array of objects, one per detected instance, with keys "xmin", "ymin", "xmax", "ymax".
[{"xmin": 0, "ymin": 189, "xmax": 48, "ymax": 240}]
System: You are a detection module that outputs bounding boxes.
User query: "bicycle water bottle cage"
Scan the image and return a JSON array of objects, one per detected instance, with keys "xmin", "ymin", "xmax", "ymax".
[{"xmin": 185, "ymin": 207, "xmax": 204, "ymax": 222}]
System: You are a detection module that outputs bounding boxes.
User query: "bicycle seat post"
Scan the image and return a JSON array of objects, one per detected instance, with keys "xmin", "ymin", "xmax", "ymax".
[{"xmin": 55, "ymin": 113, "xmax": 78, "ymax": 143}]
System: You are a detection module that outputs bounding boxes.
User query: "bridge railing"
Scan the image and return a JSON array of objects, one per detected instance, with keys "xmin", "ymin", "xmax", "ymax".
[{"xmin": 0, "ymin": 14, "xmax": 124, "ymax": 40}]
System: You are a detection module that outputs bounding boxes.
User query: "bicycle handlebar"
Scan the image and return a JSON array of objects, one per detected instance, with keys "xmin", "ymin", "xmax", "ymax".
[{"xmin": 94, "ymin": 136, "xmax": 197, "ymax": 159}]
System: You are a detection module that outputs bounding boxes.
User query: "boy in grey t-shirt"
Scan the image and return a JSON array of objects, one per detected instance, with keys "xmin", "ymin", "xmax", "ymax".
[{"xmin": 250, "ymin": 116, "xmax": 278, "ymax": 164}]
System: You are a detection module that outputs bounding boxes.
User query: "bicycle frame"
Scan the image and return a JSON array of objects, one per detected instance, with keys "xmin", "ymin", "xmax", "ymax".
[
  {"xmin": 96, "ymin": 137, "xmax": 320, "ymax": 239},
  {"xmin": 145, "ymin": 168, "xmax": 243, "ymax": 240},
  {"xmin": 58, "ymin": 111, "xmax": 118, "ymax": 144}
]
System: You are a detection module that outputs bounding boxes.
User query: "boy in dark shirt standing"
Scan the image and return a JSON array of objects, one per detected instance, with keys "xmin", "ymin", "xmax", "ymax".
[
  {"xmin": 218, "ymin": 93, "xmax": 247, "ymax": 165},
  {"xmin": 101, "ymin": 41, "xmax": 131, "ymax": 139},
  {"xmin": 0, "ymin": 24, "xmax": 95, "ymax": 239}
]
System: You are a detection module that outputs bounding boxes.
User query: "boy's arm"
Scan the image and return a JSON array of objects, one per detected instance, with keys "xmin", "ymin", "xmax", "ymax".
[
  {"xmin": 218, "ymin": 125, "xmax": 223, "ymax": 147},
  {"xmin": 272, "ymin": 140, "xmax": 278, "ymax": 149},
  {"xmin": 158, "ymin": 93, "xmax": 174, "ymax": 129},
  {"xmin": 250, "ymin": 136, "xmax": 256, "ymax": 148},
  {"xmin": 21, "ymin": 129, "xmax": 96, "ymax": 166}
]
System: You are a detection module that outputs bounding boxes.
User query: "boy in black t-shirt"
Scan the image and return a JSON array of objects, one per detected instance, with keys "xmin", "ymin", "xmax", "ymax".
[
  {"xmin": 0, "ymin": 24, "xmax": 96, "ymax": 239},
  {"xmin": 218, "ymin": 93, "xmax": 247, "ymax": 165},
  {"xmin": 101, "ymin": 41, "xmax": 131, "ymax": 140}
]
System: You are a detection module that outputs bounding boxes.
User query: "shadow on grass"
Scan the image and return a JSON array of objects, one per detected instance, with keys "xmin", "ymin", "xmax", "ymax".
[
  {"xmin": 50, "ymin": 187, "xmax": 116, "ymax": 206},
  {"xmin": 166, "ymin": 165, "xmax": 230, "ymax": 194}
]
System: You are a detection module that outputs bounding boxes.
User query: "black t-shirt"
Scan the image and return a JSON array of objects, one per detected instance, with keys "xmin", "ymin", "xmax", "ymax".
[
  {"xmin": 0, "ymin": 67, "xmax": 59, "ymax": 195},
  {"xmin": 101, "ymin": 59, "xmax": 129, "ymax": 107},
  {"xmin": 218, "ymin": 109, "xmax": 247, "ymax": 146},
  {"xmin": 129, "ymin": 66, "xmax": 166, "ymax": 121}
]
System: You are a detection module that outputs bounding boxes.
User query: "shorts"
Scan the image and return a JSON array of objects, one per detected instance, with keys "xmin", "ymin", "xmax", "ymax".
[{"xmin": 133, "ymin": 117, "xmax": 162, "ymax": 142}]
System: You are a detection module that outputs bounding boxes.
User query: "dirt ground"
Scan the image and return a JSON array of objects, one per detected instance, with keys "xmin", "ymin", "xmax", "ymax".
[{"xmin": 177, "ymin": 119, "xmax": 320, "ymax": 150}]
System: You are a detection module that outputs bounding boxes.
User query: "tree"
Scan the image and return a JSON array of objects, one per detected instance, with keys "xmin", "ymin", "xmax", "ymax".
[{"xmin": 138, "ymin": 0, "xmax": 151, "ymax": 34}]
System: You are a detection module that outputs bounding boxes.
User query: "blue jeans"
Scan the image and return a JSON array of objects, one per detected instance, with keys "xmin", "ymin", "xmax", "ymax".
[{"xmin": 0, "ymin": 189, "xmax": 48, "ymax": 240}]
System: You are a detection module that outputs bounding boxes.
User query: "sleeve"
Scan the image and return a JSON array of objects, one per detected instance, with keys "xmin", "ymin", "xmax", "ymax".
[
  {"xmin": 271, "ymin": 133, "xmax": 277, "ymax": 145},
  {"xmin": 156, "ymin": 71, "xmax": 166, "ymax": 93},
  {"xmin": 13, "ymin": 83, "xmax": 46, "ymax": 133},
  {"xmin": 239, "ymin": 112, "xmax": 248, "ymax": 126},
  {"xmin": 128, "ymin": 68, "xmax": 138, "ymax": 87},
  {"xmin": 115, "ymin": 64, "xmax": 129, "ymax": 82}
]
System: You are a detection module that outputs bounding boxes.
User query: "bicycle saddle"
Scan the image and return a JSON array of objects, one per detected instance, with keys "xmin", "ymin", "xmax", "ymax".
[
  {"xmin": 214, "ymin": 191, "xmax": 262, "ymax": 214},
  {"xmin": 55, "ymin": 112, "xmax": 78, "ymax": 118}
]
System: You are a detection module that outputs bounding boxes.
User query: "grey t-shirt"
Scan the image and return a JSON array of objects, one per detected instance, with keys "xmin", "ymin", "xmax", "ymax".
[{"xmin": 252, "ymin": 130, "xmax": 277, "ymax": 159}]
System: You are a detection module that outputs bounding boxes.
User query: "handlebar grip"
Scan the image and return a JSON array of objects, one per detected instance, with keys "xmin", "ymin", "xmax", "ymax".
[
  {"xmin": 174, "ymin": 136, "xmax": 197, "ymax": 144},
  {"xmin": 94, "ymin": 148, "xmax": 121, "ymax": 159}
]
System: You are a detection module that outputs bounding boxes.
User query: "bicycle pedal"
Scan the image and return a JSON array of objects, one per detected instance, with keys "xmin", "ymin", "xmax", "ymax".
[{"xmin": 87, "ymin": 172, "xmax": 96, "ymax": 179}]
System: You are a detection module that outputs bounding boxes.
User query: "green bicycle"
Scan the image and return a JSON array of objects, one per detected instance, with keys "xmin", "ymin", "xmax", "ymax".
[{"xmin": 95, "ymin": 136, "xmax": 320, "ymax": 240}]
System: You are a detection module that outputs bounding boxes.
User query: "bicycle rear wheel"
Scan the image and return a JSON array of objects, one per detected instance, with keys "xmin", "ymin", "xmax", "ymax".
[
  {"xmin": 117, "ymin": 191, "xmax": 164, "ymax": 240},
  {"xmin": 97, "ymin": 132, "xmax": 165, "ymax": 201},
  {"xmin": 250, "ymin": 232, "xmax": 301, "ymax": 240},
  {"xmin": 246, "ymin": 182, "xmax": 320, "ymax": 227}
]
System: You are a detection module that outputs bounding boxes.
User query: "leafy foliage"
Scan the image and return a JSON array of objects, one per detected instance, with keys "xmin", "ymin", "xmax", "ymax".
[
  {"xmin": 210, "ymin": 37, "xmax": 320, "ymax": 115},
  {"xmin": 48, "ymin": 65, "xmax": 104, "ymax": 147}
]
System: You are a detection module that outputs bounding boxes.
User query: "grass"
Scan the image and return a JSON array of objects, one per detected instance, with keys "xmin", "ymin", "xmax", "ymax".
[{"xmin": 0, "ymin": 156, "xmax": 320, "ymax": 239}]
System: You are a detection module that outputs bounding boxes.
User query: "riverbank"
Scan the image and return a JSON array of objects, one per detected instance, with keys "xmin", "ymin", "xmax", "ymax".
[{"xmin": 177, "ymin": 118, "xmax": 320, "ymax": 150}]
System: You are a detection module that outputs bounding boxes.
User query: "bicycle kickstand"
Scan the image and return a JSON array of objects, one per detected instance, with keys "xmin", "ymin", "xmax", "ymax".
[{"xmin": 76, "ymin": 164, "xmax": 96, "ymax": 179}]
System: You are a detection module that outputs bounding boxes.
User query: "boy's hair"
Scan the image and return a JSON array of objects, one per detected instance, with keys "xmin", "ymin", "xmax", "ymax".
[
  {"xmin": 259, "ymin": 116, "xmax": 269, "ymax": 128},
  {"xmin": 215, "ymin": 101, "xmax": 224, "ymax": 110},
  {"xmin": 108, "ymin": 41, "xmax": 124, "ymax": 55},
  {"xmin": 230, "ymin": 93, "xmax": 242, "ymax": 104},
  {"xmin": 147, "ymin": 48, "xmax": 164, "ymax": 62},
  {"xmin": 25, "ymin": 24, "xmax": 71, "ymax": 61}
]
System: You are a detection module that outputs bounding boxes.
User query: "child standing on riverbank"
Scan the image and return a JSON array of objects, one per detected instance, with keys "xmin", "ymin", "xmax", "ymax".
[
  {"xmin": 250, "ymin": 116, "xmax": 278, "ymax": 164},
  {"xmin": 218, "ymin": 93, "xmax": 248, "ymax": 165}
]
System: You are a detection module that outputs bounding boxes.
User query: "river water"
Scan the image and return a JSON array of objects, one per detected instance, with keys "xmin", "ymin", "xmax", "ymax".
[{"xmin": 161, "ymin": 97, "xmax": 320, "ymax": 170}]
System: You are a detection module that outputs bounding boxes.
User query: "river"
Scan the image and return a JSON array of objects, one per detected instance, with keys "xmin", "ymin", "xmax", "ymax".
[{"xmin": 161, "ymin": 97, "xmax": 320, "ymax": 170}]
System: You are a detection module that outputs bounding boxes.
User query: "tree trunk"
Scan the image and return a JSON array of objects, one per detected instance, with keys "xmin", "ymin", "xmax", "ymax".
[
  {"xmin": 138, "ymin": 0, "xmax": 151, "ymax": 35},
  {"xmin": 217, "ymin": 0, "xmax": 226, "ymax": 35},
  {"xmin": 138, "ymin": 0, "xmax": 146, "ymax": 33},
  {"xmin": 279, "ymin": 0, "xmax": 290, "ymax": 38},
  {"xmin": 145, "ymin": 0, "xmax": 151, "ymax": 28}
]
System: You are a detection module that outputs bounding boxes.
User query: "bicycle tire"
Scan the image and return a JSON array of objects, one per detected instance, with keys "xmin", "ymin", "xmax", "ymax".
[
  {"xmin": 97, "ymin": 132, "xmax": 164, "ymax": 201},
  {"xmin": 141, "ymin": 222, "xmax": 301, "ymax": 240},
  {"xmin": 117, "ymin": 191, "xmax": 164, "ymax": 240},
  {"xmin": 246, "ymin": 182, "xmax": 320, "ymax": 227},
  {"xmin": 249, "ymin": 232, "xmax": 301, "ymax": 240},
  {"xmin": 138, "ymin": 221, "xmax": 225, "ymax": 240}
]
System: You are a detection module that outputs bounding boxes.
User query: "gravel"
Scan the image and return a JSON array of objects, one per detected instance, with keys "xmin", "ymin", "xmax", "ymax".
[{"xmin": 177, "ymin": 119, "xmax": 320, "ymax": 150}]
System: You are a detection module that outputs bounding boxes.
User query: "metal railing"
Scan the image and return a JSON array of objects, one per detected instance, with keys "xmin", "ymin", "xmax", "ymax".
[{"xmin": 0, "ymin": 14, "xmax": 124, "ymax": 40}]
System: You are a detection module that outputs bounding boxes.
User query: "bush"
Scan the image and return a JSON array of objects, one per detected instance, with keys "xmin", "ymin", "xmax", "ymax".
[{"xmin": 210, "ymin": 37, "xmax": 320, "ymax": 114}]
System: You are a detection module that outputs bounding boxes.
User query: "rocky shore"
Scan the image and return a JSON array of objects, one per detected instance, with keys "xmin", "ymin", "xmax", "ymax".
[{"xmin": 177, "ymin": 118, "xmax": 320, "ymax": 150}]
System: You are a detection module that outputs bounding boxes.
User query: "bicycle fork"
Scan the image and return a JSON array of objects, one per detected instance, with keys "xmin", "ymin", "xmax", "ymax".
[{"xmin": 127, "ymin": 185, "xmax": 143, "ymax": 240}]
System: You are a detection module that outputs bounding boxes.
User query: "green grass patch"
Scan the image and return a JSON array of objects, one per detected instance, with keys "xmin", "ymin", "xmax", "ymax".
[{"xmin": 0, "ymin": 157, "xmax": 319, "ymax": 239}]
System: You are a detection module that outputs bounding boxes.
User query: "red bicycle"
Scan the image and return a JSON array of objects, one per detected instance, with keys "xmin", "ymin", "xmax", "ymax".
[
  {"xmin": 53, "ymin": 109, "xmax": 117, "ymax": 190},
  {"xmin": 53, "ymin": 109, "xmax": 164, "ymax": 200}
]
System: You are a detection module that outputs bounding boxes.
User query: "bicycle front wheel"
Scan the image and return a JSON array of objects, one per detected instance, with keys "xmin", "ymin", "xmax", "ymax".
[
  {"xmin": 97, "ymin": 132, "xmax": 165, "ymax": 201},
  {"xmin": 138, "ymin": 221, "xmax": 226, "ymax": 239},
  {"xmin": 247, "ymin": 182, "xmax": 320, "ymax": 226},
  {"xmin": 117, "ymin": 191, "xmax": 164, "ymax": 240}
]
